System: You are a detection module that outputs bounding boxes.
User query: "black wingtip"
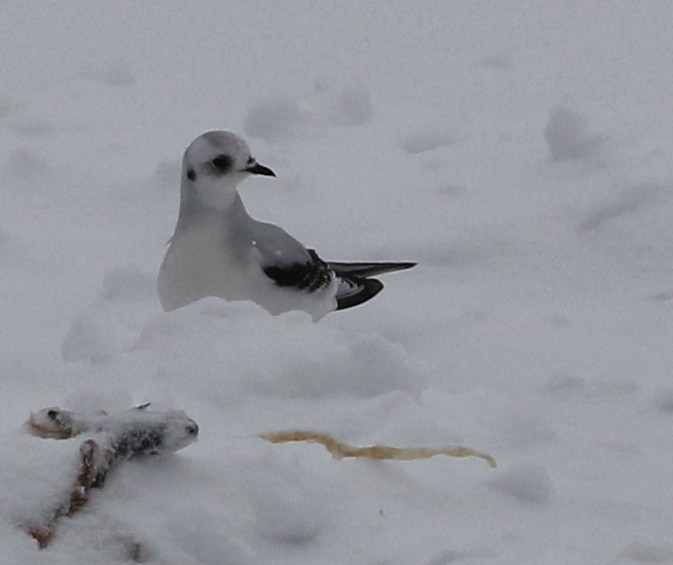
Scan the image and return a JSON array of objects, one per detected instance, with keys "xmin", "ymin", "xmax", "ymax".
[{"xmin": 327, "ymin": 260, "xmax": 417, "ymax": 278}]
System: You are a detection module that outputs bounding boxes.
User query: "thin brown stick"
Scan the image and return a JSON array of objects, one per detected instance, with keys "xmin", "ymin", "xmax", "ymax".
[
  {"xmin": 27, "ymin": 438, "xmax": 113, "ymax": 548},
  {"xmin": 259, "ymin": 430, "xmax": 497, "ymax": 468}
]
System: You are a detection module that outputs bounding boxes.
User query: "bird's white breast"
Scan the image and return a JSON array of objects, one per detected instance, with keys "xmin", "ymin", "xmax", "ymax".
[{"xmin": 158, "ymin": 225, "xmax": 253, "ymax": 311}]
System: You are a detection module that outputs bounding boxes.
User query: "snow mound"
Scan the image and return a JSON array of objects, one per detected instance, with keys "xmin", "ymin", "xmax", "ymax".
[
  {"xmin": 244, "ymin": 78, "xmax": 373, "ymax": 141},
  {"xmin": 61, "ymin": 266, "xmax": 158, "ymax": 363},
  {"xmin": 544, "ymin": 99, "xmax": 606, "ymax": 161},
  {"xmin": 652, "ymin": 388, "xmax": 673, "ymax": 415},
  {"xmin": 133, "ymin": 299, "xmax": 427, "ymax": 401},
  {"xmin": 247, "ymin": 455, "xmax": 324, "ymax": 544},
  {"xmin": 480, "ymin": 54, "xmax": 513, "ymax": 70},
  {"xmin": 488, "ymin": 462, "xmax": 554, "ymax": 504},
  {"xmin": 312, "ymin": 77, "xmax": 373, "ymax": 126},
  {"xmin": 74, "ymin": 59, "xmax": 136, "ymax": 86},
  {"xmin": 3, "ymin": 146, "xmax": 50, "ymax": 180},
  {"xmin": 0, "ymin": 433, "xmax": 81, "ymax": 527},
  {"xmin": 578, "ymin": 182, "xmax": 661, "ymax": 232},
  {"xmin": 8, "ymin": 119, "xmax": 54, "ymax": 137},
  {"xmin": 613, "ymin": 541, "xmax": 673, "ymax": 564},
  {"xmin": 401, "ymin": 127, "xmax": 463, "ymax": 154},
  {"xmin": 154, "ymin": 158, "xmax": 181, "ymax": 188},
  {"xmin": 0, "ymin": 97, "xmax": 19, "ymax": 119},
  {"xmin": 244, "ymin": 98, "xmax": 309, "ymax": 141}
]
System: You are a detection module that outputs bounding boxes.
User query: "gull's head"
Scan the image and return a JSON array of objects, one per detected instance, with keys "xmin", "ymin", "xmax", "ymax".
[{"xmin": 181, "ymin": 131, "xmax": 275, "ymax": 211}]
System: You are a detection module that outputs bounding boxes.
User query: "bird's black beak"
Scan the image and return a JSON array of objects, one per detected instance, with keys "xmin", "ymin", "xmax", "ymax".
[{"xmin": 246, "ymin": 162, "xmax": 276, "ymax": 177}]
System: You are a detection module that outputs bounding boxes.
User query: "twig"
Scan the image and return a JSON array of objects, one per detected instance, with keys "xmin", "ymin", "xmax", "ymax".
[{"xmin": 259, "ymin": 429, "xmax": 497, "ymax": 468}]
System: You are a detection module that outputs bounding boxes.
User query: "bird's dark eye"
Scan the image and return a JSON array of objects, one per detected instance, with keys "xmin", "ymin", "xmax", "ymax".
[
  {"xmin": 186, "ymin": 168, "xmax": 196, "ymax": 181},
  {"xmin": 212, "ymin": 154, "xmax": 233, "ymax": 171},
  {"xmin": 247, "ymin": 156, "xmax": 254, "ymax": 165}
]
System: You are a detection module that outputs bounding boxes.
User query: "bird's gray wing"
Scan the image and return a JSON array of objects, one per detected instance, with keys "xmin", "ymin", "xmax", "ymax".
[
  {"xmin": 252, "ymin": 221, "xmax": 415, "ymax": 309},
  {"xmin": 252, "ymin": 223, "xmax": 334, "ymax": 293}
]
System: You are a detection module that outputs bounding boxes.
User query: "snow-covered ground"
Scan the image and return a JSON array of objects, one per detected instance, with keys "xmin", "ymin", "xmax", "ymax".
[{"xmin": 2, "ymin": 2, "xmax": 673, "ymax": 563}]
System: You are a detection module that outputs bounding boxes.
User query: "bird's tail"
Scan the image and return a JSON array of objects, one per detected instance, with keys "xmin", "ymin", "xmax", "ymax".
[{"xmin": 329, "ymin": 261, "xmax": 416, "ymax": 311}]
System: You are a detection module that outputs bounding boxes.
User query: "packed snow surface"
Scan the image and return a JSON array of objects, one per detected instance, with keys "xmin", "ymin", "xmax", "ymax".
[{"xmin": 2, "ymin": 2, "xmax": 673, "ymax": 563}]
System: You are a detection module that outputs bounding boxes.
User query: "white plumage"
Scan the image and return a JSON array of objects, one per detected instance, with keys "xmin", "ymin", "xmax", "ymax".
[{"xmin": 158, "ymin": 131, "xmax": 415, "ymax": 320}]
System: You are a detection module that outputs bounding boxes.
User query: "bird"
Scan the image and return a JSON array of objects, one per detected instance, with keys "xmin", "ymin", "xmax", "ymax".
[{"xmin": 157, "ymin": 131, "xmax": 415, "ymax": 320}]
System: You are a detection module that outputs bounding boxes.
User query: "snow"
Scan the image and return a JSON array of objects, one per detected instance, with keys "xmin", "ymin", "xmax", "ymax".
[
  {"xmin": 544, "ymin": 98, "xmax": 607, "ymax": 162},
  {"xmin": 2, "ymin": 1, "xmax": 673, "ymax": 562}
]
